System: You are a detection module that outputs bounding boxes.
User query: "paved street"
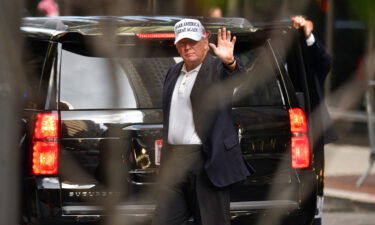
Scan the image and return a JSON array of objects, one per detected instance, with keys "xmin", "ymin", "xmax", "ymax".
[
  {"xmin": 324, "ymin": 143, "xmax": 375, "ymax": 202},
  {"xmin": 323, "ymin": 196, "xmax": 375, "ymax": 225},
  {"xmin": 323, "ymin": 212, "xmax": 375, "ymax": 225},
  {"xmin": 325, "ymin": 144, "xmax": 375, "ymax": 177},
  {"xmin": 323, "ymin": 143, "xmax": 375, "ymax": 225}
]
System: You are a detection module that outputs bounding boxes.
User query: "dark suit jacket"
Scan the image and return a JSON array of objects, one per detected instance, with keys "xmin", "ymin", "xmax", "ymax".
[
  {"xmin": 162, "ymin": 54, "xmax": 254, "ymax": 187},
  {"xmin": 303, "ymin": 38, "xmax": 337, "ymax": 144}
]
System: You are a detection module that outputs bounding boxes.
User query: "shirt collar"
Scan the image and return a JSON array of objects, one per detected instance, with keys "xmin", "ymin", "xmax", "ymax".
[{"xmin": 181, "ymin": 63, "xmax": 202, "ymax": 74}]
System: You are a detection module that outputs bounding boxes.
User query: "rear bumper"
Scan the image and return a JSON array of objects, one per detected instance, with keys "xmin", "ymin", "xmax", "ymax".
[
  {"xmin": 28, "ymin": 199, "xmax": 311, "ymax": 225},
  {"xmin": 62, "ymin": 200, "xmax": 299, "ymax": 216}
]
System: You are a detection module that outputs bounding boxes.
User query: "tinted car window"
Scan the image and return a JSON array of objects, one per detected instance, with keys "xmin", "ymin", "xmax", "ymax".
[
  {"xmin": 60, "ymin": 48, "xmax": 174, "ymax": 109},
  {"xmin": 234, "ymin": 46, "xmax": 284, "ymax": 107},
  {"xmin": 60, "ymin": 44, "xmax": 284, "ymax": 109},
  {"xmin": 23, "ymin": 39, "xmax": 50, "ymax": 109}
]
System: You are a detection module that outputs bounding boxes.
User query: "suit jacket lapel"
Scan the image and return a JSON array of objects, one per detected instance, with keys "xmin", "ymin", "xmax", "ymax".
[
  {"xmin": 166, "ymin": 62, "xmax": 183, "ymax": 109},
  {"xmin": 164, "ymin": 61, "xmax": 183, "ymax": 139},
  {"xmin": 190, "ymin": 54, "xmax": 213, "ymax": 106},
  {"xmin": 190, "ymin": 54, "xmax": 215, "ymax": 141}
]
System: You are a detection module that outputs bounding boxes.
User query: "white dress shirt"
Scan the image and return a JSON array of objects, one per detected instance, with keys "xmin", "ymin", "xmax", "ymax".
[
  {"xmin": 306, "ymin": 33, "xmax": 316, "ymax": 46},
  {"xmin": 168, "ymin": 63, "xmax": 202, "ymax": 144}
]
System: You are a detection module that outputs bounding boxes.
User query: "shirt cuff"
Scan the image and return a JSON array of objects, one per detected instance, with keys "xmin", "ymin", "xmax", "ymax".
[{"xmin": 306, "ymin": 33, "xmax": 315, "ymax": 46}]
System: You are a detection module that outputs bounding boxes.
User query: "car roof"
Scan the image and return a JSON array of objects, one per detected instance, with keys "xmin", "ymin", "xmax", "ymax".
[{"xmin": 21, "ymin": 16, "xmax": 262, "ymax": 41}]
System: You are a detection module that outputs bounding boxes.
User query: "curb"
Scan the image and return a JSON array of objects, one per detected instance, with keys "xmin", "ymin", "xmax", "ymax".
[
  {"xmin": 325, "ymin": 188, "xmax": 375, "ymax": 204},
  {"xmin": 324, "ymin": 188, "xmax": 375, "ymax": 211}
]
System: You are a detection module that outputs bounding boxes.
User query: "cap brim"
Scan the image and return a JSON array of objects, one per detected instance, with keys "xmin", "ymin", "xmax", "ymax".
[{"xmin": 174, "ymin": 32, "xmax": 203, "ymax": 44}]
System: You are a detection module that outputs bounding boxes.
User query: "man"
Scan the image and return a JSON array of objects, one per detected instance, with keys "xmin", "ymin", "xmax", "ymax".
[
  {"xmin": 291, "ymin": 16, "xmax": 337, "ymax": 225},
  {"xmin": 291, "ymin": 15, "xmax": 337, "ymax": 144},
  {"xmin": 152, "ymin": 19, "xmax": 254, "ymax": 225}
]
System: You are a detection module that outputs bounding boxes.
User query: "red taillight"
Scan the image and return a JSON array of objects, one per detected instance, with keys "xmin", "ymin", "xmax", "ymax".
[
  {"xmin": 136, "ymin": 32, "xmax": 210, "ymax": 39},
  {"xmin": 32, "ymin": 142, "xmax": 59, "ymax": 174},
  {"xmin": 289, "ymin": 108, "xmax": 310, "ymax": 169},
  {"xmin": 291, "ymin": 136, "xmax": 310, "ymax": 168},
  {"xmin": 289, "ymin": 108, "xmax": 307, "ymax": 133},
  {"xmin": 34, "ymin": 113, "xmax": 59, "ymax": 139},
  {"xmin": 32, "ymin": 113, "xmax": 59, "ymax": 175}
]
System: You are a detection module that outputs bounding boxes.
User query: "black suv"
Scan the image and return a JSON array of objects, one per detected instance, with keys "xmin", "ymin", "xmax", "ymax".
[{"xmin": 21, "ymin": 16, "xmax": 324, "ymax": 225}]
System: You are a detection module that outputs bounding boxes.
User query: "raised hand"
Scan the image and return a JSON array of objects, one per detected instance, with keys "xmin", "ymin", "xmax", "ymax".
[
  {"xmin": 209, "ymin": 28, "xmax": 236, "ymax": 65},
  {"xmin": 291, "ymin": 16, "xmax": 314, "ymax": 39}
]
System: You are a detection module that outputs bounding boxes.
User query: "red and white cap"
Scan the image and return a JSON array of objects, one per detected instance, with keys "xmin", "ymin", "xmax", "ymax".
[{"xmin": 174, "ymin": 19, "xmax": 206, "ymax": 44}]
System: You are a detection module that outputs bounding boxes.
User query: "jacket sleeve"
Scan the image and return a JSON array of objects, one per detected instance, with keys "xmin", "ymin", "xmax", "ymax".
[
  {"xmin": 219, "ymin": 55, "xmax": 244, "ymax": 79},
  {"xmin": 307, "ymin": 38, "xmax": 332, "ymax": 86}
]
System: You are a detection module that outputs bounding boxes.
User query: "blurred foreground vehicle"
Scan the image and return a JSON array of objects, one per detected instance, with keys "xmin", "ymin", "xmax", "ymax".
[{"xmin": 20, "ymin": 16, "xmax": 324, "ymax": 225}]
